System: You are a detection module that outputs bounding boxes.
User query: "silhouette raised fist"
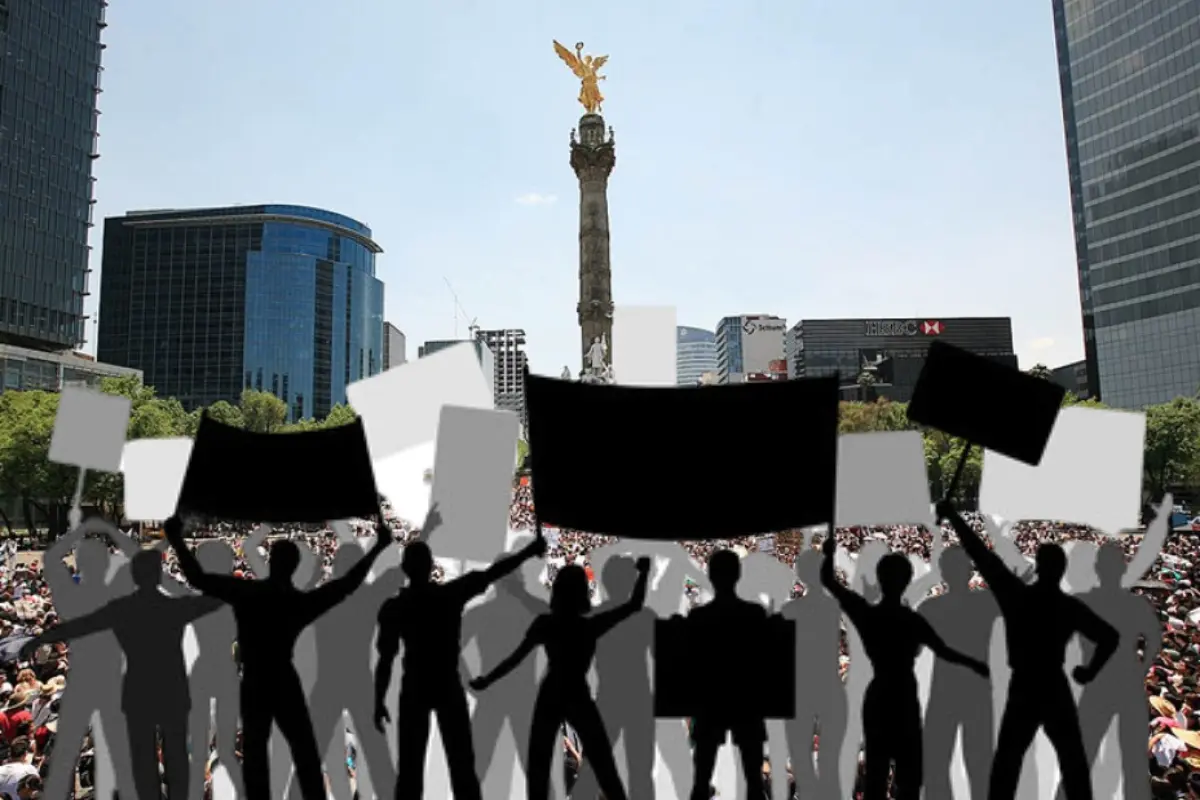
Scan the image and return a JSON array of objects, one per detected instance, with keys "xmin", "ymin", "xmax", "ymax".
[
  {"xmin": 1071, "ymin": 665, "xmax": 1096, "ymax": 685},
  {"xmin": 822, "ymin": 535, "xmax": 837, "ymax": 557},
  {"xmin": 635, "ymin": 556, "xmax": 652, "ymax": 574},
  {"xmin": 422, "ymin": 504, "xmax": 443, "ymax": 535}
]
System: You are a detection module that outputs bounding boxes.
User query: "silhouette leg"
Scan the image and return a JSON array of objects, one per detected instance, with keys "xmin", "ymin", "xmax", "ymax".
[
  {"xmin": 690, "ymin": 736, "xmax": 721, "ymax": 800},
  {"xmin": 215, "ymin": 683, "xmax": 246, "ymax": 800},
  {"xmin": 242, "ymin": 696, "xmax": 274, "ymax": 800},
  {"xmin": 277, "ymin": 694, "xmax": 327, "ymax": 800},
  {"xmin": 765, "ymin": 720, "xmax": 788, "ymax": 800},
  {"xmin": 435, "ymin": 689, "xmax": 483, "ymax": 800},
  {"xmin": 785, "ymin": 716, "xmax": 817, "ymax": 800},
  {"xmin": 657, "ymin": 718, "xmax": 693, "ymax": 798},
  {"xmin": 189, "ymin": 697, "xmax": 214, "ymax": 800},
  {"xmin": 625, "ymin": 712, "xmax": 657, "ymax": 800},
  {"xmin": 322, "ymin": 710, "xmax": 354, "ymax": 800},
  {"xmin": 819, "ymin": 687, "xmax": 849, "ymax": 800},
  {"xmin": 269, "ymin": 727, "xmax": 294, "ymax": 800},
  {"xmin": 890, "ymin": 720, "xmax": 923, "ymax": 800},
  {"xmin": 126, "ymin": 715, "xmax": 161, "ymax": 800},
  {"xmin": 1055, "ymin": 688, "xmax": 1106, "ymax": 800},
  {"xmin": 525, "ymin": 696, "xmax": 560, "ymax": 800},
  {"xmin": 567, "ymin": 699, "xmax": 628, "ymax": 800},
  {"xmin": 1042, "ymin": 686, "xmax": 1092, "ymax": 800},
  {"xmin": 1119, "ymin": 697, "xmax": 1151, "ymax": 800},
  {"xmin": 470, "ymin": 701, "xmax": 506, "ymax": 792},
  {"xmin": 43, "ymin": 697, "xmax": 92, "ymax": 800},
  {"xmin": 393, "ymin": 691, "xmax": 432, "ymax": 800},
  {"xmin": 734, "ymin": 736, "xmax": 765, "ymax": 800},
  {"xmin": 162, "ymin": 712, "xmax": 191, "ymax": 800},
  {"xmin": 962, "ymin": 702, "xmax": 995, "ymax": 800},
  {"xmin": 349, "ymin": 703, "xmax": 397, "ymax": 800},
  {"xmin": 921, "ymin": 695, "xmax": 956, "ymax": 800},
  {"xmin": 989, "ymin": 701, "xmax": 1042, "ymax": 800}
]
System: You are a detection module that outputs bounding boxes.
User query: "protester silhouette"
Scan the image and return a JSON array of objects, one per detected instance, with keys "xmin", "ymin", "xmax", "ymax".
[
  {"xmin": 1055, "ymin": 539, "xmax": 1164, "ymax": 800},
  {"xmin": 304, "ymin": 522, "xmax": 406, "ymax": 800},
  {"xmin": 471, "ymin": 554, "xmax": 650, "ymax": 800},
  {"xmin": 40, "ymin": 517, "xmax": 139, "ymax": 800},
  {"xmin": 917, "ymin": 544, "xmax": 1001, "ymax": 800},
  {"xmin": 375, "ymin": 533, "xmax": 546, "ymax": 800},
  {"xmin": 938, "ymin": 498, "xmax": 1120, "ymax": 800},
  {"xmin": 23, "ymin": 550, "xmax": 225, "ymax": 800},
  {"xmin": 837, "ymin": 538, "xmax": 886, "ymax": 797},
  {"xmin": 819, "ymin": 534, "xmax": 987, "ymax": 800},
  {"xmin": 462, "ymin": 537, "xmax": 553, "ymax": 800},
  {"xmin": 781, "ymin": 538, "xmax": 848, "ymax": 800},
  {"xmin": 183, "ymin": 539, "xmax": 247, "ymax": 800},
  {"xmin": 166, "ymin": 512, "xmax": 393, "ymax": 800},
  {"xmin": 588, "ymin": 539, "xmax": 705, "ymax": 799},
  {"xmin": 567, "ymin": 553, "xmax": 659, "ymax": 800}
]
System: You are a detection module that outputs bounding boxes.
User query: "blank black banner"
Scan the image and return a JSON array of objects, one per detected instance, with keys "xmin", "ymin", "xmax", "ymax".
[
  {"xmin": 177, "ymin": 414, "xmax": 380, "ymax": 523},
  {"xmin": 524, "ymin": 372, "xmax": 839, "ymax": 539}
]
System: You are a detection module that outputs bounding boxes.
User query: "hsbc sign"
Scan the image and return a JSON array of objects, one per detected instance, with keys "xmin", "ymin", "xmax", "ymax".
[{"xmin": 863, "ymin": 320, "xmax": 944, "ymax": 337}]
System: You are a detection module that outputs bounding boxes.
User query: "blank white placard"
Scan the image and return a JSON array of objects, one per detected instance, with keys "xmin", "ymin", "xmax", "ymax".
[
  {"xmin": 346, "ymin": 342, "xmax": 493, "ymax": 463},
  {"xmin": 612, "ymin": 306, "xmax": 678, "ymax": 386},
  {"xmin": 49, "ymin": 387, "xmax": 132, "ymax": 472},
  {"xmin": 428, "ymin": 406, "xmax": 520, "ymax": 562},
  {"xmin": 979, "ymin": 406, "xmax": 1146, "ymax": 535},
  {"xmin": 374, "ymin": 441, "xmax": 436, "ymax": 528},
  {"xmin": 120, "ymin": 437, "xmax": 194, "ymax": 521},
  {"xmin": 836, "ymin": 431, "xmax": 936, "ymax": 530}
]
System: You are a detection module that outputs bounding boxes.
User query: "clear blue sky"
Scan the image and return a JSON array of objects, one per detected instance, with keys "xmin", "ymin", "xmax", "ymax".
[{"xmin": 87, "ymin": 0, "xmax": 1083, "ymax": 375}]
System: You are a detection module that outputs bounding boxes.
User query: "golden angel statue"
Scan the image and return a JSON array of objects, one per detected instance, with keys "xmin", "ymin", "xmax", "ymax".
[{"xmin": 553, "ymin": 40, "xmax": 609, "ymax": 114}]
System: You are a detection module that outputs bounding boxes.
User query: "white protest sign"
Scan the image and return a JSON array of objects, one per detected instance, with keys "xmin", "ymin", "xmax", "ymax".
[
  {"xmin": 428, "ymin": 406, "xmax": 520, "ymax": 562},
  {"xmin": 979, "ymin": 406, "xmax": 1145, "ymax": 535},
  {"xmin": 836, "ymin": 431, "xmax": 936, "ymax": 530},
  {"xmin": 373, "ymin": 441, "xmax": 436, "ymax": 528},
  {"xmin": 612, "ymin": 305, "xmax": 678, "ymax": 386},
  {"xmin": 347, "ymin": 342, "xmax": 493, "ymax": 463},
  {"xmin": 49, "ymin": 387, "xmax": 132, "ymax": 472},
  {"xmin": 120, "ymin": 437, "xmax": 194, "ymax": 522}
]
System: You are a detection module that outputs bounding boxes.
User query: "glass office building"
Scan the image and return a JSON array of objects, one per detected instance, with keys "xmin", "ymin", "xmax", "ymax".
[
  {"xmin": 1053, "ymin": 0, "xmax": 1200, "ymax": 407},
  {"xmin": 0, "ymin": 0, "xmax": 106, "ymax": 350},
  {"xmin": 98, "ymin": 205, "xmax": 385, "ymax": 420},
  {"xmin": 676, "ymin": 326, "xmax": 717, "ymax": 385}
]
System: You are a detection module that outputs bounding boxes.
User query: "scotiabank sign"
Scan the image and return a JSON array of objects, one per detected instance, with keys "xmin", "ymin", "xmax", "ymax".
[{"xmin": 863, "ymin": 320, "xmax": 944, "ymax": 337}]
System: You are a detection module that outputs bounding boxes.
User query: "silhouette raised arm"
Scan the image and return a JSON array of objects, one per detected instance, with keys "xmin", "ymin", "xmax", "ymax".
[
  {"xmin": 820, "ymin": 537, "xmax": 869, "ymax": 619},
  {"xmin": 937, "ymin": 502, "xmax": 1024, "ymax": 598},
  {"xmin": 303, "ymin": 520, "xmax": 393, "ymax": 621},
  {"xmin": 983, "ymin": 516, "xmax": 1036, "ymax": 581},
  {"xmin": 165, "ymin": 516, "xmax": 246, "ymax": 601},
  {"xmin": 470, "ymin": 622, "xmax": 542, "ymax": 692},
  {"xmin": 589, "ymin": 555, "xmax": 650, "ymax": 637},
  {"xmin": 915, "ymin": 613, "xmax": 990, "ymax": 677},
  {"xmin": 45, "ymin": 517, "xmax": 128, "ymax": 596},
  {"xmin": 903, "ymin": 527, "xmax": 946, "ymax": 607},
  {"xmin": 1070, "ymin": 599, "xmax": 1120, "ymax": 685},
  {"xmin": 1123, "ymin": 494, "xmax": 1172, "ymax": 588}
]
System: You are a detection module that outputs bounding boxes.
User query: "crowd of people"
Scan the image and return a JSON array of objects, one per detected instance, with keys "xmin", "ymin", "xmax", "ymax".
[{"xmin": 0, "ymin": 478, "xmax": 1193, "ymax": 799}]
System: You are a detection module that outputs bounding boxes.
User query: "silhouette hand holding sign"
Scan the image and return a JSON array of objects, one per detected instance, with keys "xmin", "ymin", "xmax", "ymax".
[
  {"xmin": 471, "ymin": 555, "xmax": 651, "ymax": 800},
  {"xmin": 937, "ymin": 498, "xmax": 1119, "ymax": 800},
  {"xmin": 819, "ymin": 534, "xmax": 986, "ymax": 800},
  {"xmin": 166, "ymin": 512, "xmax": 393, "ymax": 800}
]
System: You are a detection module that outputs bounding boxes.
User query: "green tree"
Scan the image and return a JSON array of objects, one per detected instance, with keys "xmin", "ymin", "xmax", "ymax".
[
  {"xmin": 1027, "ymin": 364, "xmax": 1054, "ymax": 381},
  {"xmin": 322, "ymin": 404, "xmax": 358, "ymax": 428},
  {"xmin": 239, "ymin": 390, "xmax": 288, "ymax": 433},
  {"xmin": 204, "ymin": 400, "xmax": 244, "ymax": 429},
  {"xmin": 923, "ymin": 430, "xmax": 982, "ymax": 504},
  {"xmin": 838, "ymin": 400, "xmax": 911, "ymax": 434},
  {"xmin": 0, "ymin": 392, "xmax": 75, "ymax": 539},
  {"xmin": 1143, "ymin": 397, "xmax": 1200, "ymax": 501}
]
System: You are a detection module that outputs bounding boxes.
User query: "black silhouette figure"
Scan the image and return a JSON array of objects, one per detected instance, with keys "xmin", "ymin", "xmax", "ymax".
[
  {"xmin": 564, "ymin": 552, "xmax": 659, "ymax": 800},
  {"xmin": 938, "ymin": 499, "xmax": 1120, "ymax": 800},
  {"xmin": 1055, "ymin": 540, "xmax": 1163, "ymax": 800},
  {"xmin": 682, "ymin": 550, "xmax": 773, "ymax": 800},
  {"xmin": 183, "ymin": 540, "xmax": 247, "ymax": 800},
  {"xmin": 837, "ymin": 538, "xmax": 887, "ymax": 796},
  {"xmin": 781, "ymin": 543, "xmax": 848, "ymax": 800},
  {"xmin": 306, "ymin": 526, "xmax": 405, "ymax": 800},
  {"xmin": 471, "ymin": 555, "xmax": 651, "ymax": 800},
  {"xmin": 819, "ymin": 535, "xmax": 988, "ymax": 800},
  {"xmin": 461, "ymin": 538, "xmax": 551, "ymax": 800},
  {"xmin": 40, "ymin": 517, "xmax": 139, "ymax": 800},
  {"xmin": 917, "ymin": 544, "xmax": 1001, "ymax": 800},
  {"xmin": 23, "ymin": 550, "xmax": 225, "ymax": 800},
  {"xmin": 166, "ymin": 513, "xmax": 393, "ymax": 800},
  {"xmin": 374, "ymin": 534, "xmax": 547, "ymax": 800}
]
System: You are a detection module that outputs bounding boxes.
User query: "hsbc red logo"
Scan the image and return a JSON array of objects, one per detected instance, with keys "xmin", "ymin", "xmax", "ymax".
[{"xmin": 922, "ymin": 321, "xmax": 943, "ymax": 335}]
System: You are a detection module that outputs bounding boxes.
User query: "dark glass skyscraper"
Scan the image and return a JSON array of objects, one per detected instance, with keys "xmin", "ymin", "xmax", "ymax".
[
  {"xmin": 98, "ymin": 205, "xmax": 385, "ymax": 420},
  {"xmin": 0, "ymin": 0, "xmax": 106, "ymax": 350},
  {"xmin": 1053, "ymin": 0, "xmax": 1200, "ymax": 408}
]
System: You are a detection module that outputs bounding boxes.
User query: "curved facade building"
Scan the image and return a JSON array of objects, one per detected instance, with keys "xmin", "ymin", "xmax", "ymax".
[
  {"xmin": 97, "ymin": 205, "xmax": 384, "ymax": 420},
  {"xmin": 676, "ymin": 326, "xmax": 718, "ymax": 385}
]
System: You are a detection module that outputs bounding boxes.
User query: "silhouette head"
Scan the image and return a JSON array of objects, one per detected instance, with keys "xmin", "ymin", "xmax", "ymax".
[
  {"xmin": 855, "ymin": 541, "xmax": 888, "ymax": 594},
  {"xmin": 601, "ymin": 555, "xmax": 637, "ymax": 599},
  {"xmin": 130, "ymin": 551, "xmax": 164, "ymax": 590},
  {"xmin": 708, "ymin": 550, "xmax": 741, "ymax": 595},
  {"xmin": 1065, "ymin": 541, "xmax": 1099, "ymax": 593},
  {"xmin": 267, "ymin": 540, "xmax": 300, "ymax": 584},
  {"xmin": 74, "ymin": 539, "xmax": 109, "ymax": 583},
  {"xmin": 1034, "ymin": 543, "xmax": 1068, "ymax": 586},
  {"xmin": 794, "ymin": 550, "xmax": 822, "ymax": 587},
  {"xmin": 1095, "ymin": 541, "xmax": 1126, "ymax": 588},
  {"xmin": 938, "ymin": 546, "xmax": 973, "ymax": 590},
  {"xmin": 402, "ymin": 541, "xmax": 434, "ymax": 584},
  {"xmin": 875, "ymin": 554, "xmax": 913, "ymax": 601},
  {"xmin": 196, "ymin": 541, "xmax": 235, "ymax": 575},
  {"xmin": 333, "ymin": 543, "xmax": 364, "ymax": 579},
  {"xmin": 550, "ymin": 565, "xmax": 591, "ymax": 615}
]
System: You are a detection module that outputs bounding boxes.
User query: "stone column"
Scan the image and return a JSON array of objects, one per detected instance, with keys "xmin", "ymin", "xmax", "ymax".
[{"xmin": 571, "ymin": 113, "xmax": 615, "ymax": 371}]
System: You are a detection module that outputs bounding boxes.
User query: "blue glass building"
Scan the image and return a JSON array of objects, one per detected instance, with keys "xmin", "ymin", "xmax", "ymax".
[
  {"xmin": 676, "ymin": 326, "xmax": 717, "ymax": 385},
  {"xmin": 97, "ymin": 205, "xmax": 384, "ymax": 420}
]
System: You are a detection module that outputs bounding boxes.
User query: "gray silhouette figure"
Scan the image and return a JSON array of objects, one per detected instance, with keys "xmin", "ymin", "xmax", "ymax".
[
  {"xmin": 567, "ymin": 551, "xmax": 659, "ymax": 800},
  {"xmin": 462, "ymin": 537, "xmax": 551, "ymax": 800},
  {"xmin": 40, "ymin": 518, "xmax": 139, "ymax": 800},
  {"xmin": 185, "ymin": 540, "xmax": 247, "ymax": 800},
  {"xmin": 837, "ymin": 539, "xmax": 886, "ymax": 797},
  {"xmin": 303, "ymin": 524, "xmax": 405, "ymax": 800},
  {"xmin": 588, "ymin": 540, "xmax": 709, "ymax": 798},
  {"xmin": 781, "ymin": 539, "xmax": 847, "ymax": 800},
  {"xmin": 1054, "ymin": 497, "xmax": 1172, "ymax": 800},
  {"xmin": 737, "ymin": 550, "xmax": 793, "ymax": 800},
  {"xmin": 23, "ymin": 551, "xmax": 225, "ymax": 800},
  {"xmin": 919, "ymin": 544, "xmax": 1001, "ymax": 800}
]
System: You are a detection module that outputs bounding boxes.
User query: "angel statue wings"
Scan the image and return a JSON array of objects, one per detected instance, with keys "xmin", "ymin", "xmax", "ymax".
[{"xmin": 554, "ymin": 40, "xmax": 609, "ymax": 114}]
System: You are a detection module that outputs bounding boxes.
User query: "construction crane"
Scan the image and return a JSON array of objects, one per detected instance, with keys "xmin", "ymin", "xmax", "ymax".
[{"xmin": 442, "ymin": 277, "xmax": 479, "ymax": 341}]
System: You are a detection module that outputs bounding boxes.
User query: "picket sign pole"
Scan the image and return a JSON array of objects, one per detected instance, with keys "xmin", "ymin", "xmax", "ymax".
[{"xmin": 69, "ymin": 467, "xmax": 87, "ymax": 528}]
